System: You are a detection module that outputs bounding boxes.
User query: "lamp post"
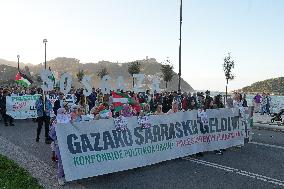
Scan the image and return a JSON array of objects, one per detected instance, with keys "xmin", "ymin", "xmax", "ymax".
[
  {"xmin": 43, "ymin": 39, "xmax": 48, "ymax": 69},
  {"xmin": 178, "ymin": 0, "xmax": 182, "ymax": 91},
  {"xmin": 17, "ymin": 55, "xmax": 20, "ymax": 70}
]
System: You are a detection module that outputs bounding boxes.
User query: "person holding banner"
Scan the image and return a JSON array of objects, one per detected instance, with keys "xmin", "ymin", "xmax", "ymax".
[
  {"xmin": 35, "ymin": 88, "xmax": 52, "ymax": 144},
  {"xmin": 49, "ymin": 108, "xmax": 70, "ymax": 186}
]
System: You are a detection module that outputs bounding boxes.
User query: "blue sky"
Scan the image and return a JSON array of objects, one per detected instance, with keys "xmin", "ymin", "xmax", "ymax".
[{"xmin": 0, "ymin": 0, "xmax": 283, "ymax": 91}]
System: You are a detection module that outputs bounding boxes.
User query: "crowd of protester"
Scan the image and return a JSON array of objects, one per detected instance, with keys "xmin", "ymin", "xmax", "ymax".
[
  {"xmin": 253, "ymin": 93, "xmax": 272, "ymax": 115},
  {"xmin": 0, "ymin": 85, "xmax": 251, "ymax": 185},
  {"xmin": 0, "ymin": 86, "xmax": 251, "ymax": 135}
]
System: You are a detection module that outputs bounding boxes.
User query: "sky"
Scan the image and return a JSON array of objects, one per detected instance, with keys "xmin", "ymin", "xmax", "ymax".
[{"xmin": 0, "ymin": 0, "xmax": 283, "ymax": 91}]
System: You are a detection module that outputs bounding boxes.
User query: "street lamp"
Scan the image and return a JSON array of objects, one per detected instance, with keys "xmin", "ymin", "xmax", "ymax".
[
  {"xmin": 43, "ymin": 39, "xmax": 48, "ymax": 69},
  {"xmin": 178, "ymin": 0, "xmax": 182, "ymax": 91},
  {"xmin": 17, "ymin": 55, "xmax": 20, "ymax": 70}
]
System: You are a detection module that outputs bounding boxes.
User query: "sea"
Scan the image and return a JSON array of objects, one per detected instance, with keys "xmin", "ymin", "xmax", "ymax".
[
  {"xmin": 246, "ymin": 94, "xmax": 284, "ymax": 113},
  {"xmin": 205, "ymin": 91, "xmax": 284, "ymax": 113}
]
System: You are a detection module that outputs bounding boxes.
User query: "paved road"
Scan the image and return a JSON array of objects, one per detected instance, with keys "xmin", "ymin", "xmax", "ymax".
[{"xmin": 1, "ymin": 120, "xmax": 284, "ymax": 189}]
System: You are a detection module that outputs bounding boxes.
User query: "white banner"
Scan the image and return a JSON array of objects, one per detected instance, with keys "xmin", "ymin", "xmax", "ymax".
[
  {"xmin": 46, "ymin": 94, "xmax": 75, "ymax": 107},
  {"xmin": 6, "ymin": 95, "xmax": 40, "ymax": 119},
  {"xmin": 6, "ymin": 94, "xmax": 76, "ymax": 119},
  {"xmin": 56, "ymin": 108, "xmax": 244, "ymax": 181}
]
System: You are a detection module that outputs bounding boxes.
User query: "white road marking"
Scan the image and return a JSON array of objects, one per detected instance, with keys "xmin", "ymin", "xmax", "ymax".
[
  {"xmin": 182, "ymin": 157, "xmax": 284, "ymax": 187},
  {"xmin": 249, "ymin": 141, "xmax": 284, "ymax": 150}
]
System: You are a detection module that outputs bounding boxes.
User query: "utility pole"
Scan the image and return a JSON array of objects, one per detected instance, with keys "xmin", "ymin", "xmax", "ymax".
[
  {"xmin": 43, "ymin": 39, "xmax": 48, "ymax": 69},
  {"xmin": 17, "ymin": 55, "xmax": 20, "ymax": 70},
  {"xmin": 178, "ymin": 0, "xmax": 182, "ymax": 91}
]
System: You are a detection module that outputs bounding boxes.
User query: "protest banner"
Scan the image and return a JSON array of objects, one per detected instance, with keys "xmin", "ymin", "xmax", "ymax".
[
  {"xmin": 56, "ymin": 108, "xmax": 244, "ymax": 181},
  {"xmin": 6, "ymin": 95, "xmax": 40, "ymax": 119},
  {"xmin": 6, "ymin": 94, "xmax": 75, "ymax": 119},
  {"xmin": 46, "ymin": 94, "xmax": 75, "ymax": 107}
]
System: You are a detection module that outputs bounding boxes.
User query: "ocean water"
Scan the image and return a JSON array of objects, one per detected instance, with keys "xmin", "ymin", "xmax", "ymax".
[
  {"xmin": 246, "ymin": 95, "xmax": 284, "ymax": 113},
  {"xmin": 208, "ymin": 92, "xmax": 284, "ymax": 113}
]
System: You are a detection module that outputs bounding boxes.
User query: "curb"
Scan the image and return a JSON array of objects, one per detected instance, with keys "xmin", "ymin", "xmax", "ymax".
[
  {"xmin": 0, "ymin": 136, "xmax": 86, "ymax": 189},
  {"xmin": 253, "ymin": 123, "xmax": 284, "ymax": 131}
]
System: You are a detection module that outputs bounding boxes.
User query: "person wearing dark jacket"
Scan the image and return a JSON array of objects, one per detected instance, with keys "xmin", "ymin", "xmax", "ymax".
[
  {"xmin": 188, "ymin": 98, "xmax": 198, "ymax": 110},
  {"xmin": 214, "ymin": 94, "xmax": 225, "ymax": 109},
  {"xmin": 35, "ymin": 89, "xmax": 53, "ymax": 144},
  {"xmin": 87, "ymin": 89, "xmax": 97, "ymax": 111},
  {"xmin": 53, "ymin": 92, "xmax": 65, "ymax": 116},
  {"xmin": 162, "ymin": 93, "xmax": 172, "ymax": 113},
  {"xmin": 0, "ymin": 89, "xmax": 14, "ymax": 126},
  {"xmin": 242, "ymin": 94, "xmax": 248, "ymax": 107}
]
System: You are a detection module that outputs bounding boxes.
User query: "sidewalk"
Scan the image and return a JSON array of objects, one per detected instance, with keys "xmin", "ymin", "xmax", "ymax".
[
  {"xmin": 253, "ymin": 113, "xmax": 284, "ymax": 131},
  {"xmin": 0, "ymin": 120, "xmax": 85, "ymax": 189}
]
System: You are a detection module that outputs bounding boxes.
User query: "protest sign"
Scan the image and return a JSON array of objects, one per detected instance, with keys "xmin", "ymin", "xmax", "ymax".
[
  {"xmin": 6, "ymin": 95, "xmax": 40, "ymax": 119},
  {"xmin": 46, "ymin": 94, "xmax": 75, "ymax": 107},
  {"xmin": 6, "ymin": 94, "xmax": 75, "ymax": 119},
  {"xmin": 56, "ymin": 108, "xmax": 244, "ymax": 181}
]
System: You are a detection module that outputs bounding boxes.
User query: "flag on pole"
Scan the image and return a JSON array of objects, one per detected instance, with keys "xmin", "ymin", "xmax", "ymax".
[
  {"xmin": 112, "ymin": 92, "xmax": 133, "ymax": 112},
  {"xmin": 15, "ymin": 71, "xmax": 33, "ymax": 87}
]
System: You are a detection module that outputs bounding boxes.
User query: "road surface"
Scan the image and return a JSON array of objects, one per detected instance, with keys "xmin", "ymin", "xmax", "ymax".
[{"xmin": 0, "ymin": 120, "xmax": 283, "ymax": 189}]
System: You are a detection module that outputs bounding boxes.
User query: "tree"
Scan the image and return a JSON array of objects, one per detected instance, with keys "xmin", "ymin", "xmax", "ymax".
[
  {"xmin": 161, "ymin": 58, "xmax": 175, "ymax": 89},
  {"xmin": 223, "ymin": 53, "xmax": 235, "ymax": 101},
  {"xmin": 97, "ymin": 67, "xmax": 109, "ymax": 80},
  {"xmin": 76, "ymin": 69, "xmax": 85, "ymax": 82},
  {"xmin": 24, "ymin": 66, "xmax": 31, "ymax": 77},
  {"xmin": 128, "ymin": 61, "xmax": 142, "ymax": 87}
]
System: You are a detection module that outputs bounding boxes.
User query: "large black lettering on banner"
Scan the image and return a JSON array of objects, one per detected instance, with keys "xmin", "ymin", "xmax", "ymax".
[{"xmin": 56, "ymin": 108, "xmax": 244, "ymax": 181}]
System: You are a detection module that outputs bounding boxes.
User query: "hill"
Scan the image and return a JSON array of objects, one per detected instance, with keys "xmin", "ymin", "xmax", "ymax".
[
  {"xmin": 0, "ymin": 58, "xmax": 18, "ymax": 68},
  {"xmin": 0, "ymin": 64, "xmax": 18, "ymax": 85},
  {"xmin": 0, "ymin": 64, "xmax": 36, "ymax": 87},
  {"xmin": 0, "ymin": 57, "xmax": 194, "ymax": 91},
  {"xmin": 242, "ymin": 77, "xmax": 284, "ymax": 95}
]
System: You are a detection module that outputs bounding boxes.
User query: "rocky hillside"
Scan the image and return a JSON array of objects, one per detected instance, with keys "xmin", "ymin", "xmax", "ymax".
[{"xmin": 0, "ymin": 57, "xmax": 194, "ymax": 91}]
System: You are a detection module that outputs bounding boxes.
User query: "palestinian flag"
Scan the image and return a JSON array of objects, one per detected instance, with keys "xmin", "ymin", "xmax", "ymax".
[
  {"xmin": 112, "ymin": 92, "xmax": 133, "ymax": 112},
  {"xmin": 15, "ymin": 71, "xmax": 33, "ymax": 87}
]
